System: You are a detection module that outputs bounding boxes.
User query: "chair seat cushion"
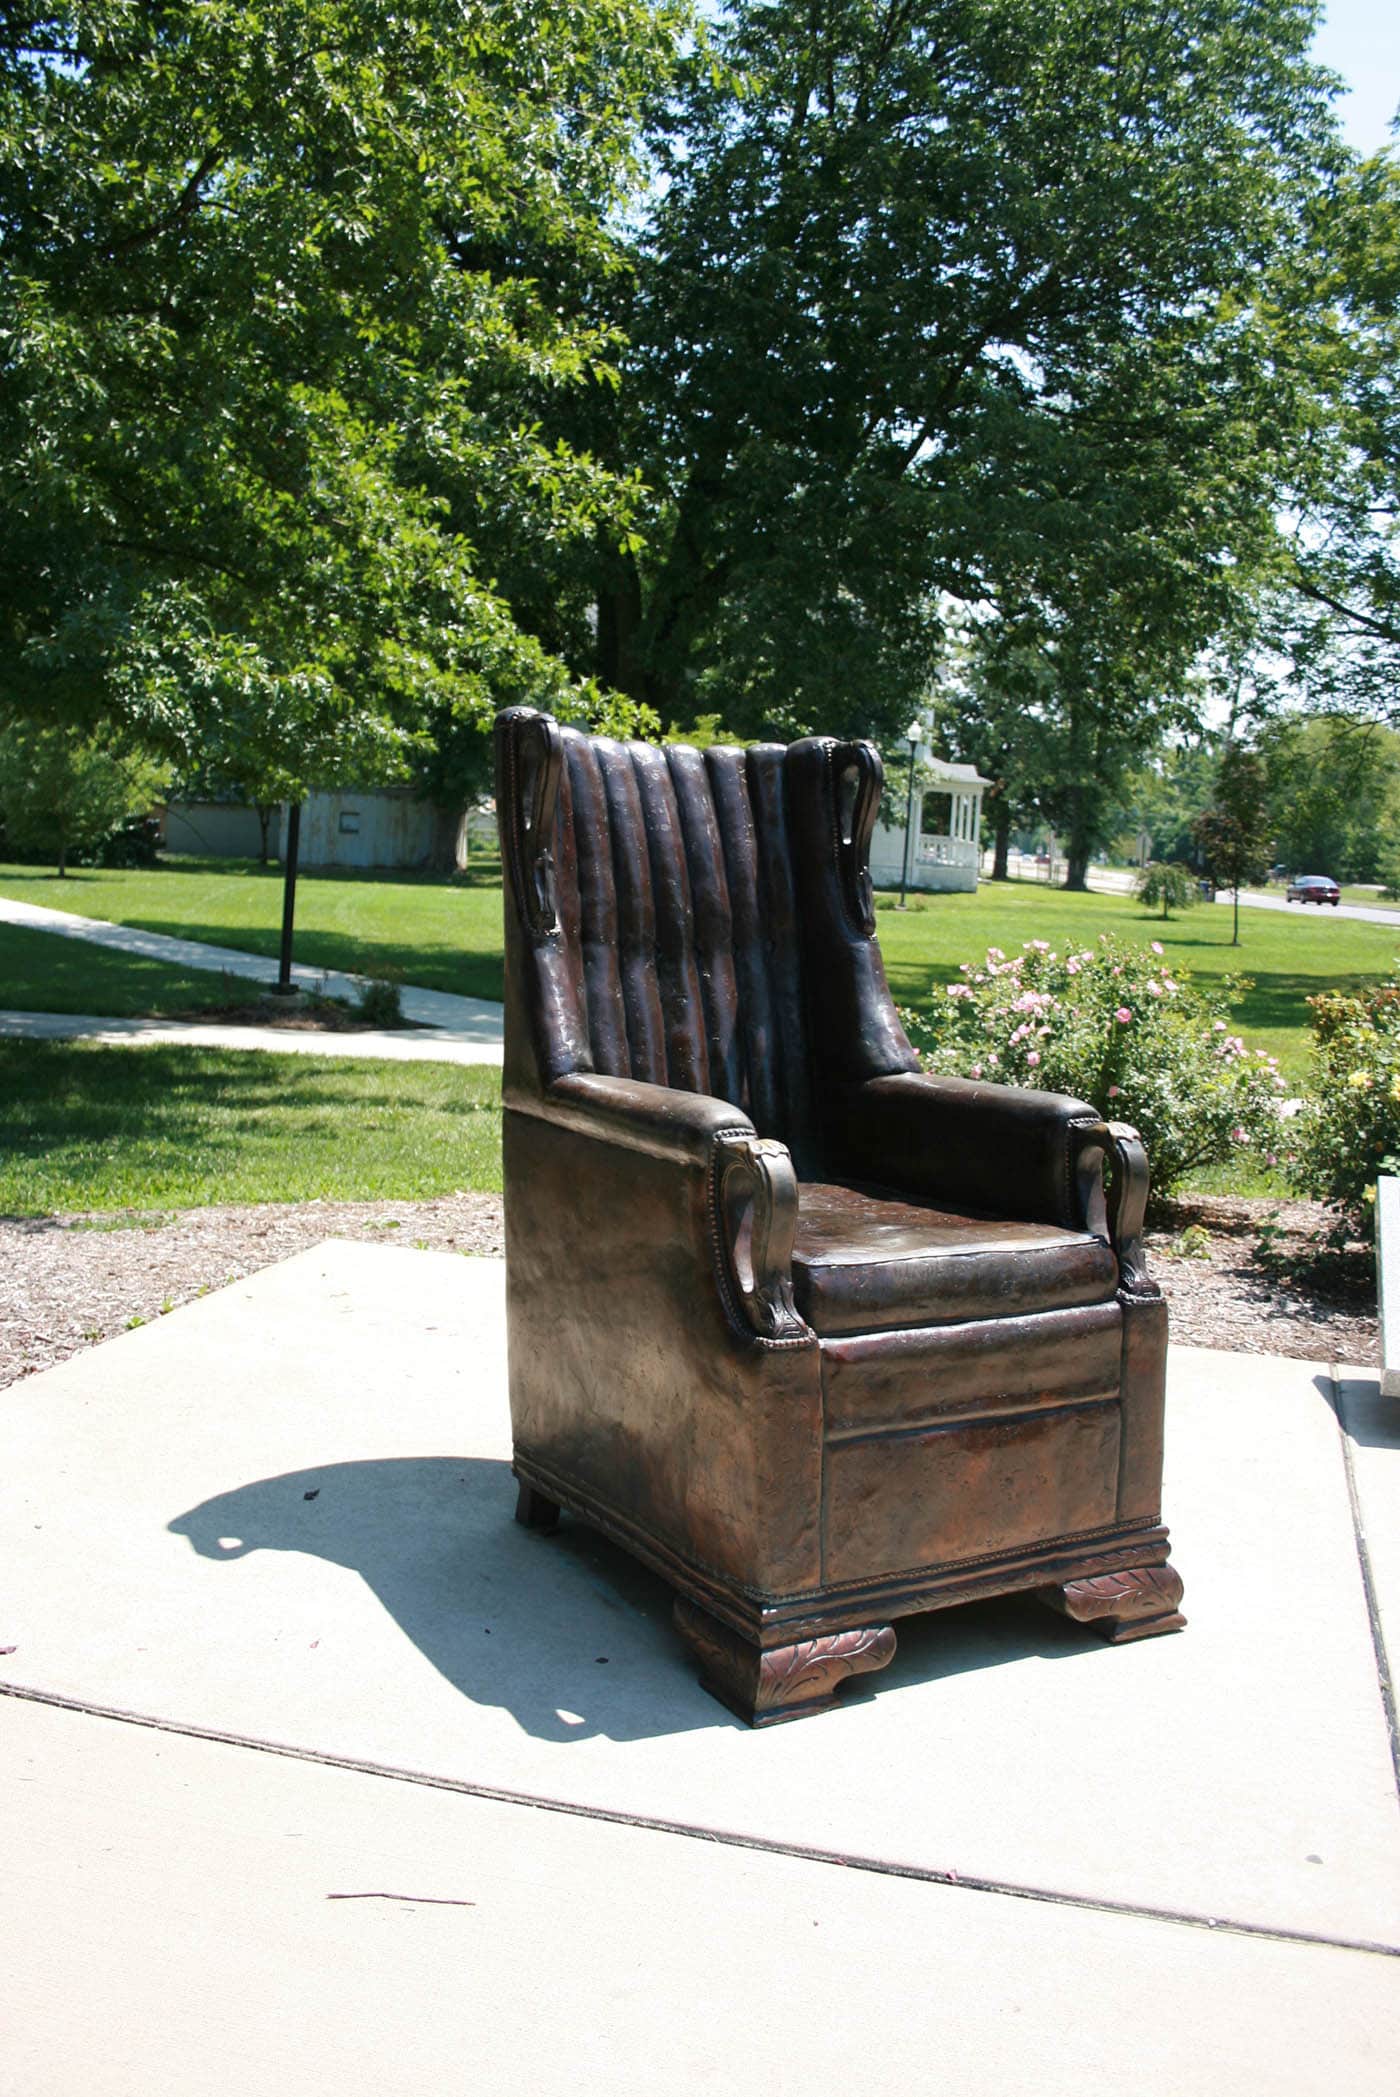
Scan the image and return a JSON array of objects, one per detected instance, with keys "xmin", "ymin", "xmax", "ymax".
[{"xmin": 791, "ymin": 1180, "xmax": 1119, "ymax": 1336}]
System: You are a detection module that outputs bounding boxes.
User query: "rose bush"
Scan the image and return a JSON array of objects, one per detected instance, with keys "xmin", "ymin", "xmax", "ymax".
[
  {"xmin": 900, "ymin": 934, "xmax": 1287, "ymax": 1201},
  {"xmin": 1289, "ymin": 977, "xmax": 1400, "ymax": 1233}
]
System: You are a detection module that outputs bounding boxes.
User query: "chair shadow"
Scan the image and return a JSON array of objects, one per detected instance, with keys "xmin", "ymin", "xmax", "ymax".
[{"xmin": 168, "ymin": 1456, "xmax": 1102, "ymax": 1742}]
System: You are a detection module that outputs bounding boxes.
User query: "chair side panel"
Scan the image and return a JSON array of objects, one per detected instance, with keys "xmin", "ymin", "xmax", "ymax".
[{"xmin": 504, "ymin": 1107, "xmax": 825, "ymax": 1599}]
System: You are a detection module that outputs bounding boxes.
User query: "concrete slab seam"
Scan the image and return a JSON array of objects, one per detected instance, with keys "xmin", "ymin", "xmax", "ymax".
[
  {"xmin": 1329, "ymin": 1363, "xmax": 1400, "ymax": 1802},
  {"xmin": 6, "ymin": 1678, "xmax": 1398, "ymax": 1964}
]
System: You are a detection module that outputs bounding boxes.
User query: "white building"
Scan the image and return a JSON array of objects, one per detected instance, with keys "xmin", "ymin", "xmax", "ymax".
[{"xmin": 870, "ymin": 746, "xmax": 991, "ymax": 895}]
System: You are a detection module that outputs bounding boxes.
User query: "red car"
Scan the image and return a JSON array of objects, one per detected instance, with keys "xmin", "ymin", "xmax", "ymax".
[{"xmin": 1285, "ymin": 874, "xmax": 1340, "ymax": 905}]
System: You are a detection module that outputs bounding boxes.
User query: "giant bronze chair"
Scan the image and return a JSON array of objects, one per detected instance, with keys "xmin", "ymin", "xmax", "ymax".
[{"xmin": 496, "ymin": 709, "xmax": 1184, "ymax": 1725}]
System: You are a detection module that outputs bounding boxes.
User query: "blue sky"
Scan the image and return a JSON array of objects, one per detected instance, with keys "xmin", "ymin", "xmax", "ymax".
[{"xmin": 1313, "ymin": 0, "xmax": 1400, "ymax": 153}]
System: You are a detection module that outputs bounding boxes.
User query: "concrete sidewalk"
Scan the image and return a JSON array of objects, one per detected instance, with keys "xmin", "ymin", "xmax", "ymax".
[
  {"xmin": 0, "ymin": 1007, "xmax": 504, "ymax": 1065},
  {"xmin": 0, "ymin": 891, "xmax": 505, "ymax": 1046},
  {"xmin": 4, "ymin": 1244, "xmax": 1399, "ymax": 2091}
]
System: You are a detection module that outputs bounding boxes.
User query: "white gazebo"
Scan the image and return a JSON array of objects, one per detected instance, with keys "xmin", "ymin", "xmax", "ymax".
[{"xmin": 870, "ymin": 735, "xmax": 990, "ymax": 895}]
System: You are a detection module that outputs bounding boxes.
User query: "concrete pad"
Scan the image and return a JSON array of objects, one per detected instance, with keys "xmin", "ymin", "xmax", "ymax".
[
  {"xmin": 5, "ymin": 1693, "xmax": 1397, "ymax": 2097},
  {"xmin": 1336, "ymin": 1370, "xmax": 1400, "ymax": 1762},
  {"xmin": 3, "ymin": 1247, "xmax": 1398, "ymax": 1948},
  {"xmin": 1378, "ymin": 1176, "xmax": 1400, "ymax": 1397},
  {"xmin": 0, "ymin": 1008, "xmax": 503, "ymax": 1065},
  {"xmin": 0, "ymin": 892, "xmax": 504, "ymax": 1039}
]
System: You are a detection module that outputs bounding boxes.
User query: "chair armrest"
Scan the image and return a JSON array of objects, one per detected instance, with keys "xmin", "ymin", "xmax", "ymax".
[
  {"xmin": 823, "ymin": 1071, "xmax": 1110, "ymax": 1233},
  {"xmin": 527, "ymin": 1071, "xmax": 754, "ymax": 1166},
  {"xmin": 510, "ymin": 1072, "xmax": 809, "ymax": 1341}
]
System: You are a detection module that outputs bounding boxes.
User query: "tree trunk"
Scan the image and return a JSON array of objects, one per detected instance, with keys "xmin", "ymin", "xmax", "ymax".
[
  {"xmin": 426, "ymin": 801, "xmax": 465, "ymax": 874},
  {"xmin": 255, "ymin": 803, "xmax": 274, "ymax": 865},
  {"xmin": 1063, "ymin": 846, "xmax": 1091, "ymax": 892},
  {"xmin": 991, "ymin": 801, "xmax": 1012, "ymax": 880},
  {"xmin": 1232, "ymin": 884, "xmax": 1241, "ymax": 946}
]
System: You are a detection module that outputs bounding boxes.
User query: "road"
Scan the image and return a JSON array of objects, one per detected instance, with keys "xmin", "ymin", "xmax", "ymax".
[{"xmin": 1075, "ymin": 863, "xmax": 1400, "ymax": 928}]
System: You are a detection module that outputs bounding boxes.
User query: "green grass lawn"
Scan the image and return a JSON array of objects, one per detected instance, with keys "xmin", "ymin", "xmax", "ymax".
[
  {"xmin": 1338, "ymin": 885, "xmax": 1400, "ymax": 910},
  {"xmin": 0, "ymin": 920, "xmax": 247, "ymax": 1017},
  {"xmin": 874, "ymin": 879, "xmax": 1400, "ymax": 1081},
  {"xmin": 4, "ymin": 859, "xmax": 1398, "ymax": 1081},
  {"xmin": 0, "ymin": 1042, "xmax": 502, "ymax": 1214},
  {"xmin": 0, "ymin": 856, "xmax": 506, "ymax": 1002}
]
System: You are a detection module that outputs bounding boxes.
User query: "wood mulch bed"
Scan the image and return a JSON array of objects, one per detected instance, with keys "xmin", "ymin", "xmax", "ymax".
[
  {"xmin": 0, "ymin": 1191, "xmax": 1378, "ymax": 1392},
  {"xmin": 1145, "ymin": 1195, "xmax": 1378, "ymax": 1367}
]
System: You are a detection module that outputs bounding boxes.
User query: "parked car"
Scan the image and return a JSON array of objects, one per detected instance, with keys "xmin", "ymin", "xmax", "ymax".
[{"xmin": 1285, "ymin": 874, "xmax": 1341, "ymax": 905}]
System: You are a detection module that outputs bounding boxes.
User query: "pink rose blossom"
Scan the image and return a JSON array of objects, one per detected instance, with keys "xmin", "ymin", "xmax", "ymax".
[
  {"xmin": 1151, "ymin": 941, "xmax": 1164, "ymax": 955},
  {"xmin": 1231, "ymin": 1125, "xmax": 1247, "ymax": 1144},
  {"xmin": 1107, "ymin": 1085, "xmax": 1120, "ymax": 1099},
  {"xmin": 1115, "ymin": 1007, "xmax": 1132, "ymax": 1024},
  {"xmin": 1026, "ymin": 1051, "xmax": 1040, "ymax": 1067},
  {"xmin": 970, "ymin": 1064, "xmax": 983, "ymax": 1079}
]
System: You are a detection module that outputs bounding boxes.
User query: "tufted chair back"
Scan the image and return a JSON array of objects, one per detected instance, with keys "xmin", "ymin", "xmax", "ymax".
[{"xmin": 495, "ymin": 710, "xmax": 918, "ymax": 1163}]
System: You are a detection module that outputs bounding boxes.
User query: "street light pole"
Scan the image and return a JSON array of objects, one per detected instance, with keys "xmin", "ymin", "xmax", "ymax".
[
  {"xmin": 272, "ymin": 800, "xmax": 302, "ymax": 996},
  {"xmin": 897, "ymin": 719, "xmax": 921, "ymax": 910}
]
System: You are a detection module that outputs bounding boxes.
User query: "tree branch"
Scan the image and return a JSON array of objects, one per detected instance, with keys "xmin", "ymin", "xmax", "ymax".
[
  {"xmin": 106, "ymin": 152, "xmax": 223, "ymax": 259},
  {"xmin": 1293, "ymin": 572, "xmax": 1400, "ymax": 645}
]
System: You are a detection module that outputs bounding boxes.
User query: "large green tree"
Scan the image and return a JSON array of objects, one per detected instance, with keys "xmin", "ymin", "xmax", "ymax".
[
  {"xmin": 0, "ymin": 0, "xmax": 678, "ymax": 789},
  {"xmin": 1268, "ymin": 152, "xmax": 1400, "ymax": 718},
  {"xmin": 591, "ymin": 0, "xmax": 1343, "ymax": 752}
]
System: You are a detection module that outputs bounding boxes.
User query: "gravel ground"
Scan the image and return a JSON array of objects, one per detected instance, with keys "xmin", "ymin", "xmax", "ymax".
[{"xmin": 0, "ymin": 1191, "xmax": 1378, "ymax": 1390}]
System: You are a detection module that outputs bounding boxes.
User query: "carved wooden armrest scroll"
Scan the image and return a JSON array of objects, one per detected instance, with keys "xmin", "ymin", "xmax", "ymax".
[
  {"xmin": 713, "ymin": 1132, "xmax": 811, "ymax": 1343},
  {"xmin": 829, "ymin": 740, "xmax": 882, "ymax": 937},
  {"xmin": 1104, "ymin": 1119, "xmax": 1154, "ymax": 1294},
  {"xmin": 501, "ymin": 708, "xmax": 562, "ymax": 938}
]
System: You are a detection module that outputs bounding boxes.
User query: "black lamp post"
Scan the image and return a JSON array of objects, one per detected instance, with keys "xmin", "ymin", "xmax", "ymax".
[
  {"xmin": 897, "ymin": 718, "xmax": 922, "ymax": 909},
  {"xmin": 271, "ymin": 800, "xmax": 302, "ymax": 996}
]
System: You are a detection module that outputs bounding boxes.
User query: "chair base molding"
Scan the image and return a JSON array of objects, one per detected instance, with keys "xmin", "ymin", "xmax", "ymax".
[
  {"xmin": 1034, "ymin": 1562, "xmax": 1187, "ymax": 1643},
  {"xmin": 512, "ymin": 1452, "xmax": 1184, "ymax": 1723},
  {"xmin": 673, "ymin": 1598, "xmax": 897, "ymax": 1726}
]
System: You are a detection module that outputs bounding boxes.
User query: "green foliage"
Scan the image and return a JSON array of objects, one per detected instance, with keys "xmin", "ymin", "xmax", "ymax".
[
  {"xmin": 1290, "ymin": 979, "xmax": 1400, "ymax": 1233},
  {"xmin": 1107, "ymin": 739, "xmax": 1220, "ymax": 868},
  {"xmin": 601, "ymin": 0, "xmax": 1344, "ymax": 756},
  {"xmin": 1268, "ymin": 157, "xmax": 1400, "ymax": 720},
  {"xmin": 1192, "ymin": 741, "xmax": 1273, "ymax": 940},
  {"xmin": 1261, "ymin": 714, "xmax": 1400, "ymax": 880},
  {"xmin": 355, "ymin": 973, "xmax": 404, "ymax": 1029},
  {"xmin": 0, "ymin": 716, "xmax": 168, "ymax": 874},
  {"xmin": 901, "ymin": 933, "xmax": 1287, "ymax": 1201},
  {"xmin": 0, "ymin": 0, "xmax": 679, "ymax": 786},
  {"xmin": 1136, "ymin": 863, "xmax": 1201, "ymax": 920},
  {"xmin": 663, "ymin": 713, "xmax": 736, "ymax": 748}
]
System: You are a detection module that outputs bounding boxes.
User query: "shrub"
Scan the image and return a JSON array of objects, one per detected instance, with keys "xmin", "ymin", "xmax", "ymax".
[
  {"xmin": 1289, "ymin": 976, "xmax": 1400, "ymax": 1234},
  {"xmin": 356, "ymin": 973, "xmax": 404, "ymax": 1029},
  {"xmin": 900, "ymin": 933, "xmax": 1287, "ymax": 1201},
  {"xmin": 1135, "ymin": 861, "xmax": 1201, "ymax": 919}
]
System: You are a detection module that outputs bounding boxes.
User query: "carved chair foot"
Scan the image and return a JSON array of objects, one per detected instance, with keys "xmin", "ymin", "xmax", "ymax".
[
  {"xmin": 514, "ymin": 1481, "xmax": 560, "ymax": 1534},
  {"xmin": 1035, "ymin": 1562, "xmax": 1185, "ymax": 1644},
  {"xmin": 674, "ymin": 1598, "xmax": 897, "ymax": 1726}
]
